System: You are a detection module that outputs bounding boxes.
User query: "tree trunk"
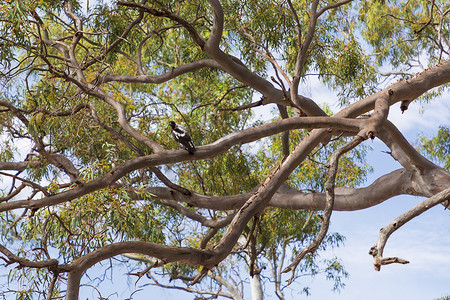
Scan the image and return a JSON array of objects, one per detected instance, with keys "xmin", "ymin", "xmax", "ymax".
[{"xmin": 250, "ymin": 273, "xmax": 264, "ymax": 300}]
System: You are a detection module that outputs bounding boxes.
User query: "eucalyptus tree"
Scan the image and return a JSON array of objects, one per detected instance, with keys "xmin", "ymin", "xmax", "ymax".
[{"xmin": 0, "ymin": 0, "xmax": 449, "ymax": 299}]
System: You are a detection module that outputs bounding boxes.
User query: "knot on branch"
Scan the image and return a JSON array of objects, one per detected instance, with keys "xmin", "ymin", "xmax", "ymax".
[
  {"xmin": 400, "ymin": 100, "xmax": 410, "ymax": 113},
  {"xmin": 357, "ymin": 126, "xmax": 378, "ymax": 140}
]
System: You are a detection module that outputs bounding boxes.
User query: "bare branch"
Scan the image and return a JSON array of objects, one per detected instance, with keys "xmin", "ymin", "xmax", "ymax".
[
  {"xmin": 369, "ymin": 188, "xmax": 450, "ymax": 271},
  {"xmin": 317, "ymin": 0, "xmax": 354, "ymax": 17},
  {"xmin": 100, "ymin": 59, "xmax": 223, "ymax": 84},
  {"xmin": 282, "ymin": 136, "xmax": 364, "ymax": 279},
  {"xmin": 357, "ymin": 90, "xmax": 391, "ymax": 140},
  {"xmin": 378, "ymin": 121, "xmax": 440, "ymax": 174},
  {"xmin": 0, "ymin": 244, "xmax": 60, "ymax": 270},
  {"xmin": 142, "ymin": 168, "xmax": 419, "ymax": 212},
  {"xmin": 118, "ymin": 1, "xmax": 206, "ymax": 48}
]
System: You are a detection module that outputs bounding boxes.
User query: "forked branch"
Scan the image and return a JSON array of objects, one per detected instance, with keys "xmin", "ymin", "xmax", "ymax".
[{"xmin": 369, "ymin": 187, "xmax": 450, "ymax": 271}]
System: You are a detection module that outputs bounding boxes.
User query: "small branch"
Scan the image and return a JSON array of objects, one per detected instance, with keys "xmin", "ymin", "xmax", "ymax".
[
  {"xmin": 369, "ymin": 187, "xmax": 450, "ymax": 271},
  {"xmin": 317, "ymin": 0, "xmax": 353, "ymax": 17},
  {"xmin": 282, "ymin": 136, "xmax": 364, "ymax": 281},
  {"xmin": 144, "ymin": 271, "xmax": 235, "ymax": 299},
  {"xmin": 118, "ymin": 1, "xmax": 206, "ymax": 49},
  {"xmin": 219, "ymin": 99, "xmax": 263, "ymax": 112},
  {"xmin": 45, "ymin": 271, "xmax": 59, "ymax": 300},
  {"xmin": 278, "ymin": 106, "xmax": 291, "ymax": 157},
  {"xmin": 150, "ymin": 166, "xmax": 191, "ymax": 195},
  {"xmin": 414, "ymin": 0, "xmax": 435, "ymax": 34},
  {"xmin": 378, "ymin": 70, "xmax": 415, "ymax": 77},
  {"xmin": 0, "ymin": 244, "xmax": 60, "ymax": 270}
]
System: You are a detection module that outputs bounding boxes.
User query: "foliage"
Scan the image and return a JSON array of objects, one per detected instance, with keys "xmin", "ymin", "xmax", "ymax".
[
  {"xmin": 0, "ymin": 0, "xmax": 448, "ymax": 299},
  {"xmin": 419, "ymin": 126, "xmax": 450, "ymax": 170}
]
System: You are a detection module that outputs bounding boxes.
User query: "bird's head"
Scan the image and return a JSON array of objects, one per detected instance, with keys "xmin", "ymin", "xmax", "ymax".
[{"xmin": 169, "ymin": 121, "xmax": 176, "ymax": 129}]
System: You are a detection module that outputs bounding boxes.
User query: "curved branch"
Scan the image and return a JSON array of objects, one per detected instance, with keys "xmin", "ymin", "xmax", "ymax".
[
  {"xmin": 0, "ymin": 244, "xmax": 59, "ymax": 270},
  {"xmin": 369, "ymin": 187, "xmax": 450, "ymax": 271},
  {"xmin": 142, "ymin": 168, "xmax": 419, "ymax": 211},
  {"xmin": 317, "ymin": 0, "xmax": 353, "ymax": 17},
  {"xmin": 205, "ymin": 0, "xmax": 224, "ymax": 51},
  {"xmin": 81, "ymin": 4, "xmax": 145, "ymax": 70},
  {"xmin": 74, "ymin": 81, "xmax": 164, "ymax": 153},
  {"xmin": 357, "ymin": 91, "xmax": 390, "ymax": 139},
  {"xmin": 282, "ymin": 136, "xmax": 364, "ymax": 277},
  {"xmin": 99, "ymin": 59, "xmax": 223, "ymax": 84},
  {"xmin": 65, "ymin": 241, "xmax": 215, "ymax": 299},
  {"xmin": 377, "ymin": 122, "xmax": 450, "ymax": 196},
  {"xmin": 118, "ymin": 1, "xmax": 205, "ymax": 48}
]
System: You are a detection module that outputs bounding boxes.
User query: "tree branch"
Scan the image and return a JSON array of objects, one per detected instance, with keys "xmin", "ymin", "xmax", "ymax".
[
  {"xmin": 99, "ymin": 59, "xmax": 223, "ymax": 84},
  {"xmin": 369, "ymin": 187, "xmax": 450, "ymax": 271},
  {"xmin": 282, "ymin": 136, "xmax": 364, "ymax": 279},
  {"xmin": 141, "ymin": 168, "xmax": 418, "ymax": 211}
]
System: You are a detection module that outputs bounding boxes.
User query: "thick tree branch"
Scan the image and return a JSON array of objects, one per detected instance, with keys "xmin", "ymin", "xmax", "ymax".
[
  {"xmin": 141, "ymin": 168, "xmax": 418, "ymax": 211},
  {"xmin": 337, "ymin": 59, "xmax": 450, "ymax": 119},
  {"xmin": 378, "ymin": 121, "xmax": 440, "ymax": 174},
  {"xmin": 357, "ymin": 91, "xmax": 390, "ymax": 140}
]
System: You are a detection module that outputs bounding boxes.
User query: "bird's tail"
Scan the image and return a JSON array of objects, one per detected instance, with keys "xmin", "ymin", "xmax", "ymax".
[{"xmin": 187, "ymin": 142, "xmax": 196, "ymax": 155}]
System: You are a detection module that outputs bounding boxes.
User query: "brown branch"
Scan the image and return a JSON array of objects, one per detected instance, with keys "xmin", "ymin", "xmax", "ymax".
[
  {"xmin": 81, "ymin": 3, "xmax": 145, "ymax": 70},
  {"xmin": 0, "ymin": 116, "xmax": 363, "ymax": 213},
  {"xmin": 73, "ymin": 80, "xmax": 165, "ymax": 153},
  {"xmin": 282, "ymin": 136, "xmax": 364, "ymax": 280},
  {"xmin": 142, "ymin": 168, "xmax": 422, "ymax": 212},
  {"xmin": 99, "ymin": 59, "xmax": 222, "ymax": 84},
  {"xmin": 145, "ymin": 271, "xmax": 236, "ymax": 299},
  {"xmin": 219, "ymin": 99, "xmax": 263, "ymax": 111},
  {"xmin": 289, "ymin": 0, "xmax": 329, "ymax": 117},
  {"xmin": 335, "ymin": 59, "xmax": 450, "ymax": 119},
  {"xmin": 0, "ymin": 162, "xmax": 28, "ymax": 171},
  {"xmin": 369, "ymin": 187, "xmax": 450, "ymax": 271},
  {"xmin": 118, "ymin": 1, "xmax": 206, "ymax": 49},
  {"xmin": 45, "ymin": 271, "xmax": 59, "ymax": 300},
  {"xmin": 378, "ymin": 120, "xmax": 440, "ymax": 174},
  {"xmin": 150, "ymin": 166, "xmax": 191, "ymax": 195},
  {"xmin": 317, "ymin": 0, "xmax": 354, "ymax": 17},
  {"xmin": 0, "ymin": 244, "xmax": 60, "ymax": 270},
  {"xmin": 414, "ymin": 0, "xmax": 435, "ymax": 34},
  {"xmin": 357, "ymin": 90, "xmax": 391, "ymax": 140}
]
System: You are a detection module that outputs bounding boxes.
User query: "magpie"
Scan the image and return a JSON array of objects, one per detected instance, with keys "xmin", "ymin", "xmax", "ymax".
[{"xmin": 169, "ymin": 121, "xmax": 196, "ymax": 154}]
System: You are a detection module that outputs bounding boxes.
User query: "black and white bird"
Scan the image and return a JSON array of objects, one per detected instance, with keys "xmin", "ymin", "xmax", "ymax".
[{"xmin": 169, "ymin": 121, "xmax": 196, "ymax": 155}]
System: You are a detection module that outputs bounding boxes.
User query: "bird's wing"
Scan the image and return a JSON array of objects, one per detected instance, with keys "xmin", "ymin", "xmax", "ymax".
[{"xmin": 173, "ymin": 126, "xmax": 190, "ymax": 139}]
